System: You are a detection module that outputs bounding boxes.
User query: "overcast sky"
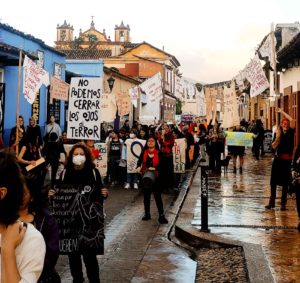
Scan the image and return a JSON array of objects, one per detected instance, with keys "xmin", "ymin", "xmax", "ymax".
[{"xmin": 1, "ymin": 0, "xmax": 299, "ymax": 84}]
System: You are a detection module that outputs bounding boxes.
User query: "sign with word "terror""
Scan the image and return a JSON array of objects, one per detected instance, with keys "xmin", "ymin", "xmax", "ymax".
[{"xmin": 67, "ymin": 77, "xmax": 102, "ymax": 140}]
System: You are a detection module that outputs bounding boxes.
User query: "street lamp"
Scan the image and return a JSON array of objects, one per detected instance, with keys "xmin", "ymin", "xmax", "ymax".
[{"xmin": 107, "ymin": 74, "xmax": 115, "ymax": 92}]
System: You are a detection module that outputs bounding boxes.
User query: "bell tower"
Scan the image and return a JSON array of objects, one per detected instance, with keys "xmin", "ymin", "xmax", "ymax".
[
  {"xmin": 56, "ymin": 20, "xmax": 74, "ymax": 42},
  {"xmin": 114, "ymin": 21, "xmax": 130, "ymax": 42}
]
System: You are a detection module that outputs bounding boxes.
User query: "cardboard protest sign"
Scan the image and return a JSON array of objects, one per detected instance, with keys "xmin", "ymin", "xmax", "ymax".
[
  {"xmin": 50, "ymin": 76, "xmax": 69, "ymax": 101},
  {"xmin": 125, "ymin": 138, "xmax": 146, "ymax": 173},
  {"xmin": 52, "ymin": 183, "xmax": 104, "ymax": 254},
  {"xmin": 67, "ymin": 78, "xmax": 102, "ymax": 140},
  {"xmin": 173, "ymin": 138, "xmax": 186, "ymax": 173},
  {"xmin": 95, "ymin": 143, "xmax": 108, "ymax": 176},
  {"xmin": 222, "ymin": 82, "xmax": 240, "ymax": 128},
  {"xmin": 225, "ymin": 131, "xmax": 254, "ymax": 147}
]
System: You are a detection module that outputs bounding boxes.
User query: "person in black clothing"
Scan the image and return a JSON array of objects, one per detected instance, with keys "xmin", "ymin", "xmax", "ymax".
[
  {"xmin": 107, "ymin": 130, "xmax": 123, "ymax": 186},
  {"xmin": 266, "ymin": 111, "xmax": 294, "ymax": 211},
  {"xmin": 291, "ymin": 143, "xmax": 300, "ymax": 232},
  {"xmin": 43, "ymin": 132, "xmax": 66, "ymax": 188},
  {"xmin": 26, "ymin": 116, "xmax": 43, "ymax": 148},
  {"xmin": 252, "ymin": 119, "xmax": 265, "ymax": 160},
  {"xmin": 136, "ymin": 136, "xmax": 168, "ymax": 224},
  {"xmin": 53, "ymin": 143, "xmax": 108, "ymax": 283}
]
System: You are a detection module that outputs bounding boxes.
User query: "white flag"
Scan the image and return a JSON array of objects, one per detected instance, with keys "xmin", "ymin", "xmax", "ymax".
[
  {"xmin": 129, "ymin": 86, "xmax": 139, "ymax": 108},
  {"xmin": 139, "ymin": 72, "xmax": 163, "ymax": 103},
  {"xmin": 258, "ymin": 33, "xmax": 277, "ymax": 69},
  {"xmin": 23, "ymin": 55, "xmax": 49, "ymax": 104},
  {"xmin": 244, "ymin": 55, "xmax": 269, "ymax": 98}
]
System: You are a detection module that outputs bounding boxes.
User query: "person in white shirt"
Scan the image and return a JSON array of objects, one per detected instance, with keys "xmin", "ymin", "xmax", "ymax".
[
  {"xmin": 0, "ymin": 149, "xmax": 46, "ymax": 283},
  {"xmin": 44, "ymin": 115, "xmax": 62, "ymax": 142}
]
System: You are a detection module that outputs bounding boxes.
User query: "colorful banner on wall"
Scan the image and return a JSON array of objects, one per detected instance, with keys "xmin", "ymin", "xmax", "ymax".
[{"xmin": 225, "ymin": 131, "xmax": 254, "ymax": 147}]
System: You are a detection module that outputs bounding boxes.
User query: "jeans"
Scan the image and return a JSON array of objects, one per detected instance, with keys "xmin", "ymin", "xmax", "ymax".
[
  {"xmin": 68, "ymin": 253, "xmax": 100, "ymax": 283},
  {"xmin": 126, "ymin": 173, "xmax": 138, "ymax": 184}
]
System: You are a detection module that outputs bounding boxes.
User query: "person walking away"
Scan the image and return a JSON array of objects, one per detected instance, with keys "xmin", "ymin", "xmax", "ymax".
[
  {"xmin": 265, "ymin": 109, "xmax": 295, "ymax": 210},
  {"xmin": 208, "ymin": 122, "xmax": 225, "ymax": 173},
  {"xmin": 227, "ymin": 124, "xmax": 245, "ymax": 174},
  {"xmin": 291, "ymin": 143, "xmax": 300, "ymax": 232},
  {"xmin": 54, "ymin": 143, "xmax": 108, "ymax": 283},
  {"xmin": 252, "ymin": 119, "xmax": 264, "ymax": 160},
  {"xmin": 0, "ymin": 149, "xmax": 46, "ymax": 282},
  {"xmin": 136, "ymin": 136, "xmax": 168, "ymax": 224}
]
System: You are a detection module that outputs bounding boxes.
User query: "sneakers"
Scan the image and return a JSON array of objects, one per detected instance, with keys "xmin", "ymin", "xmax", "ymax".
[
  {"xmin": 124, "ymin": 183, "xmax": 130, "ymax": 189},
  {"xmin": 133, "ymin": 183, "xmax": 139, "ymax": 190},
  {"xmin": 158, "ymin": 215, "xmax": 168, "ymax": 224}
]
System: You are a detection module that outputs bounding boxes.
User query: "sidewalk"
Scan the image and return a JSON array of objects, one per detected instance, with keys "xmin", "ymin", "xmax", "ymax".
[{"xmin": 176, "ymin": 152, "xmax": 300, "ymax": 283}]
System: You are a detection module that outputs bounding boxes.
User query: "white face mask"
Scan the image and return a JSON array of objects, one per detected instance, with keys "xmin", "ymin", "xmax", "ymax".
[
  {"xmin": 72, "ymin": 155, "xmax": 86, "ymax": 166},
  {"xmin": 129, "ymin": 133, "xmax": 135, "ymax": 138}
]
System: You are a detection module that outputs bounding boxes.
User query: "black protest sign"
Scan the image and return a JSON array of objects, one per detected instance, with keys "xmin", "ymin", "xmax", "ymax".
[
  {"xmin": 52, "ymin": 183, "xmax": 104, "ymax": 254},
  {"xmin": 67, "ymin": 77, "xmax": 102, "ymax": 140}
]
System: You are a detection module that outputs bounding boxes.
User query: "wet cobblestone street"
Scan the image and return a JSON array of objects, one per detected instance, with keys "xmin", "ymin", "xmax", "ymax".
[{"xmin": 192, "ymin": 150, "xmax": 300, "ymax": 283}]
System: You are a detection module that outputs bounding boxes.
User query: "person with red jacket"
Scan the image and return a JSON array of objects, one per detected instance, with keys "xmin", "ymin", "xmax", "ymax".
[{"xmin": 136, "ymin": 136, "xmax": 168, "ymax": 224}]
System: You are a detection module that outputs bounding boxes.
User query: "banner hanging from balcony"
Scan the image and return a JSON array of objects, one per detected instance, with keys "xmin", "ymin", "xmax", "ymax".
[
  {"xmin": 23, "ymin": 55, "xmax": 50, "ymax": 104},
  {"xmin": 129, "ymin": 86, "xmax": 138, "ymax": 108},
  {"xmin": 243, "ymin": 55, "xmax": 269, "ymax": 98},
  {"xmin": 222, "ymin": 82, "xmax": 240, "ymax": 128},
  {"xmin": 139, "ymin": 72, "xmax": 163, "ymax": 103}
]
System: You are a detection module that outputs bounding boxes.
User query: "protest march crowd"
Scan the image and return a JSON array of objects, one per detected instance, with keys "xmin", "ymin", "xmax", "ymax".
[{"xmin": 0, "ymin": 108, "xmax": 300, "ymax": 282}]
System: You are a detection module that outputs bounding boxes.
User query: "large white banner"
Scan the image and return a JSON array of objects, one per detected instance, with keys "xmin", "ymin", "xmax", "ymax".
[
  {"xmin": 100, "ymin": 93, "xmax": 117, "ymax": 123},
  {"xmin": 175, "ymin": 75, "xmax": 184, "ymax": 99},
  {"xmin": 222, "ymin": 82, "xmax": 240, "ymax": 128},
  {"xmin": 67, "ymin": 77, "xmax": 102, "ymax": 140},
  {"xmin": 173, "ymin": 138, "xmax": 186, "ymax": 173},
  {"xmin": 196, "ymin": 88, "xmax": 206, "ymax": 117},
  {"xmin": 95, "ymin": 143, "xmax": 108, "ymax": 177},
  {"xmin": 244, "ymin": 55, "xmax": 269, "ymax": 98},
  {"xmin": 125, "ymin": 138, "xmax": 146, "ymax": 173},
  {"xmin": 23, "ymin": 55, "xmax": 50, "ymax": 104},
  {"xmin": 139, "ymin": 72, "xmax": 163, "ymax": 103}
]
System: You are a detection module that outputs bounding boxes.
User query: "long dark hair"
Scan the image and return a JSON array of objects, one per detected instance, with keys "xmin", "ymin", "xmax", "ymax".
[
  {"xmin": 65, "ymin": 143, "xmax": 95, "ymax": 172},
  {"xmin": 0, "ymin": 149, "xmax": 24, "ymax": 225}
]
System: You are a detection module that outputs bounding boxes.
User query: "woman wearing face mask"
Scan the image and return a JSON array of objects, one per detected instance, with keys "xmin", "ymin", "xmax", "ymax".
[{"xmin": 53, "ymin": 143, "xmax": 108, "ymax": 283}]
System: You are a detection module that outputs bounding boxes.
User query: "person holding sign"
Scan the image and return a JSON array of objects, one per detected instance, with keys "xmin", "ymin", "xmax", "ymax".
[
  {"xmin": 227, "ymin": 124, "xmax": 246, "ymax": 174},
  {"xmin": 54, "ymin": 143, "xmax": 108, "ymax": 283}
]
